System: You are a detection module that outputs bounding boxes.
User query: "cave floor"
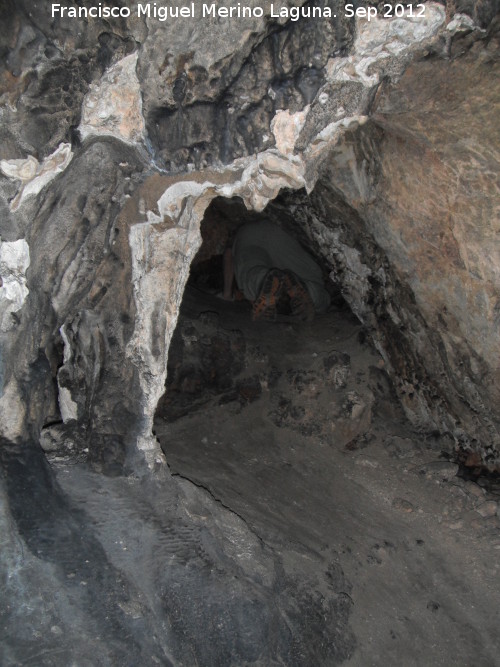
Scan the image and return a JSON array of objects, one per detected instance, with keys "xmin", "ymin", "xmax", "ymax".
[
  {"xmin": 3, "ymin": 288, "xmax": 500, "ymax": 667},
  {"xmin": 155, "ymin": 287, "xmax": 500, "ymax": 666}
]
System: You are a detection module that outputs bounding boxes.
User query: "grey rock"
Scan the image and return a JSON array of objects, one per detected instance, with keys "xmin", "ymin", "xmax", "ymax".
[
  {"xmin": 420, "ymin": 461, "xmax": 459, "ymax": 482},
  {"xmin": 476, "ymin": 501, "xmax": 498, "ymax": 518},
  {"xmin": 385, "ymin": 435, "xmax": 416, "ymax": 460},
  {"xmin": 1, "ymin": 2, "xmax": 500, "ymax": 662}
]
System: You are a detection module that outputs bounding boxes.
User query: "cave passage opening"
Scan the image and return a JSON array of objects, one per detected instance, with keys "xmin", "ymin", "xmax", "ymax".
[
  {"xmin": 151, "ymin": 183, "xmax": 500, "ymax": 528},
  {"xmin": 184, "ymin": 194, "xmax": 348, "ymax": 311},
  {"xmin": 152, "ymin": 190, "xmax": 402, "ymax": 474}
]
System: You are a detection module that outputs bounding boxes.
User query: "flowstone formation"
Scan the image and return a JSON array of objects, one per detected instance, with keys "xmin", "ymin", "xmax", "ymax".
[
  {"xmin": 0, "ymin": 0, "xmax": 499, "ymax": 663},
  {"xmin": 1, "ymin": 1, "xmax": 498, "ymax": 469}
]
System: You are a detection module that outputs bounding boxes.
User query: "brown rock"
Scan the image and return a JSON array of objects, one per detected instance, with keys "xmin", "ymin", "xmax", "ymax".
[
  {"xmin": 392, "ymin": 498, "xmax": 414, "ymax": 513},
  {"xmin": 476, "ymin": 501, "xmax": 498, "ymax": 518}
]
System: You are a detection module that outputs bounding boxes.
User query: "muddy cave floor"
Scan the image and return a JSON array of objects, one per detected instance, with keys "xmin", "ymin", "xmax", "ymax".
[
  {"xmin": 154, "ymin": 286, "xmax": 500, "ymax": 665},
  {"xmin": 3, "ymin": 286, "xmax": 500, "ymax": 666}
]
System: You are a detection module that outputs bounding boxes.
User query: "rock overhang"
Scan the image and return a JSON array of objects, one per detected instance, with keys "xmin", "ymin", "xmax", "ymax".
[{"xmin": 0, "ymin": 0, "xmax": 498, "ymax": 470}]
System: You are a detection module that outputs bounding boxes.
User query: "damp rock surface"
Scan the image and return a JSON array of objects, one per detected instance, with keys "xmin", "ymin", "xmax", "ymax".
[
  {"xmin": 1, "ymin": 0, "xmax": 499, "ymax": 467},
  {"xmin": 1, "ymin": 2, "xmax": 500, "ymax": 664},
  {"xmin": 155, "ymin": 288, "xmax": 500, "ymax": 667},
  {"xmin": 0, "ymin": 434, "xmax": 355, "ymax": 667}
]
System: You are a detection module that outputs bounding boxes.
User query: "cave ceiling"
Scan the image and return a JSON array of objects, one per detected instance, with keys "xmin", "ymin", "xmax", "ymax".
[{"xmin": 0, "ymin": 0, "xmax": 498, "ymax": 470}]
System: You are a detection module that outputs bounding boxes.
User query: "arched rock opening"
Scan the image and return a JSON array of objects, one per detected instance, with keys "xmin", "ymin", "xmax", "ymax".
[
  {"xmin": 1, "ymin": 1, "xmax": 497, "ymax": 474},
  {"xmin": 153, "ymin": 191, "xmax": 384, "ymax": 470},
  {"xmin": 153, "ymin": 194, "xmax": 349, "ymax": 428},
  {"xmin": 153, "ymin": 116, "xmax": 500, "ymax": 471},
  {"xmin": 1, "ymin": 2, "xmax": 500, "ymax": 664}
]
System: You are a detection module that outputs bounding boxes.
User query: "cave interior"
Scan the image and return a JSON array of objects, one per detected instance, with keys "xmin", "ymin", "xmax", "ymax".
[{"xmin": 1, "ymin": 2, "xmax": 500, "ymax": 665}]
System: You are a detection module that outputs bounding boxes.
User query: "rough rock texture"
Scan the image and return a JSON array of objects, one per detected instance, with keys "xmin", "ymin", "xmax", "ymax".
[
  {"xmin": 1, "ymin": 139, "xmax": 154, "ymax": 472},
  {"xmin": 159, "ymin": 296, "xmax": 373, "ymax": 447},
  {"xmin": 1, "ymin": 437, "xmax": 355, "ymax": 666},
  {"xmin": 141, "ymin": 0, "xmax": 355, "ymax": 170},
  {"xmin": 155, "ymin": 288, "xmax": 500, "ymax": 667},
  {"xmin": 1, "ymin": 0, "xmax": 500, "ymax": 661},
  {"xmin": 312, "ymin": 25, "xmax": 500, "ymax": 463},
  {"xmin": 0, "ymin": 3, "xmax": 498, "ymax": 463}
]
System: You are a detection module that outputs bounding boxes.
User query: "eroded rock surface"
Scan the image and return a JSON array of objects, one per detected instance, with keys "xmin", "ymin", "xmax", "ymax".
[
  {"xmin": 314, "ymin": 27, "xmax": 500, "ymax": 463},
  {"xmin": 155, "ymin": 287, "xmax": 500, "ymax": 667},
  {"xmin": 2, "ymin": 0, "xmax": 498, "ymax": 468},
  {"xmin": 1, "ymin": 1, "xmax": 499, "ymax": 663},
  {"xmin": 1, "ymin": 437, "xmax": 355, "ymax": 666}
]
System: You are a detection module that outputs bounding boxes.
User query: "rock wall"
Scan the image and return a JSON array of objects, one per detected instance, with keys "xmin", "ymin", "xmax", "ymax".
[
  {"xmin": 317, "ymin": 28, "xmax": 500, "ymax": 462},
  {"xmin": 0, "ymin": 0, "xmax": 499, "ymax": 471}
]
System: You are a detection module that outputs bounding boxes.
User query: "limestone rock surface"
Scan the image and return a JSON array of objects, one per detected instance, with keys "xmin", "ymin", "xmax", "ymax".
[
  {"xmin": 1, "ymin": 0, "xmax": 500, "ymax": 663},
  {"xmin": 1, "ymin": 0, "xmax": 499, "ymax": 467}
]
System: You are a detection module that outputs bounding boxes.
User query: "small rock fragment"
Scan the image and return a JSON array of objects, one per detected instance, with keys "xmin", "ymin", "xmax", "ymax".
[
  {"xmin": 476, "ymin": 501, "xmax": 498, "ymax": 518},
  {"xmin": 464, "ymin": 481, "xmax": 486, "ymax": 499},
  {"xmin": 385, "ymin": 436, "xmax": 415, "ymax": 459},
  {"xmin": 392, "ymin": 497, "xmax": 414, "ymax": 512},
  {"xmin": 355, "ymin": 457, "xmax": 379, "ymax": 469},
  {"xmin": 465, "ymin": 451, "xmax": 482, "ymax": 467},
  {"xmin": 420, "ymin": 461, "xmax": 458, "ymax": 481}
]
